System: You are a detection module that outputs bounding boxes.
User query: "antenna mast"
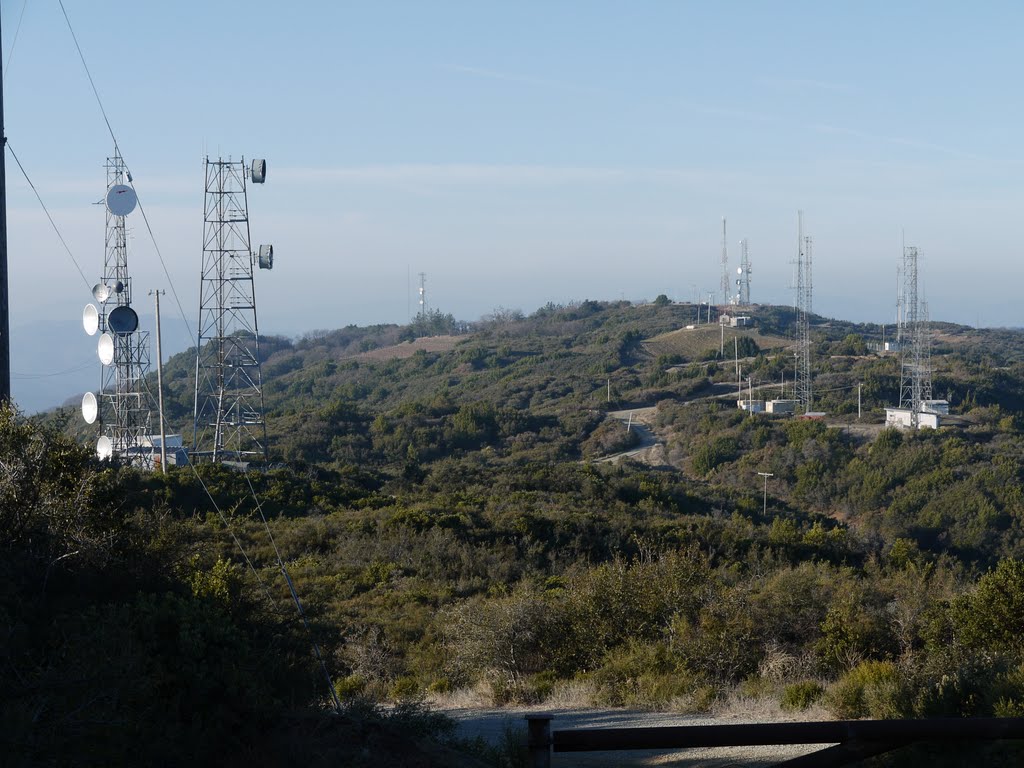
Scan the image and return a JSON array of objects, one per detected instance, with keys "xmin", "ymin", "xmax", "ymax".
[
  {"xmin": 192, "ymin": 157, "xmax": 272, "ymax": 463},
  {"xmin": 82, "ymin": 150, "xmax": 151, "ymax": 464},
  {"xmin": 794, "ymin": 211, "xmax": 813, "ymax": 413},
  {"xmin": 738, "ymin": 238, "xmax": 751, "ymax": 305},
  {"xmin": 720, "ymin": 217, "xmax": 729, "ymax": 305},
  {"xmin": 898, "ymin": 245, "xmax": 929, "ymax": 426},
  {"xmin": 418, "ymin": 272, "xmax": 428, "ymax": 319}
]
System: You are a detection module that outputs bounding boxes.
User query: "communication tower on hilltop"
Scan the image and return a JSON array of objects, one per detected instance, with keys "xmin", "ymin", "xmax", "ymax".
[
  {"xmin": 794, "ymin": 212, "xmax": 813, "ymax": 413},
  {"xmin": 192, "ymin": 157, "xmax": 273, "ymax": 463},
  {"xmin": 720, "ymin": 218, "xmax": 729, "ymax": 305},
  {"xmin": 737, "ymin": 238, "xmax": 751, "ymax": 305},
  {"xmin": 81, "ymin": 150, "xmax": 151, "ymax": 463},
  {"xmin": 898, "ymin": 246, "xmax": 930, "ymax": 427},
  {"xmin": 417, "ymin": 272, "xmax": 428, "ymax": 319}
]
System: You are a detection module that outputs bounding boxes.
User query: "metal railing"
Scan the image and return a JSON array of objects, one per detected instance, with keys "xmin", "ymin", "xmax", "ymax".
[{"xmin": 525, "ymin": 714, "xmax": 1024, "ymax": 767}]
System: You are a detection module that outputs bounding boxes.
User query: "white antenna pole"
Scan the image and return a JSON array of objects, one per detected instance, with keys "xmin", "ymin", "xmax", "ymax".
[{"xmin": 151, "ymin": 289, "xmax": 168, "ymax": 473}]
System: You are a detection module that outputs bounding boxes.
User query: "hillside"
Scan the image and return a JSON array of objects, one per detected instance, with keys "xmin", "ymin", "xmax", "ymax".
[{"xmin": 18, "ymin": 299, "xmax": 1024, "ymax": 765}]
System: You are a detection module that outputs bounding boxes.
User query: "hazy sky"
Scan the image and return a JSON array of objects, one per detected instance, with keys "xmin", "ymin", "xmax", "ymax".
[{"xmin": 4, "ymin": 1, "xmax": 1024, "ymax": 407}]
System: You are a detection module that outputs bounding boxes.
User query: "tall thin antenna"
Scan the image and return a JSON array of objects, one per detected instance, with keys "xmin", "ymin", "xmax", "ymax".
[
  {"xmin": 193, "ymin": 156, "xmax": 270, "ymax": 463},
  {"xmin": 418, "ymin": 272, "xmax": 428, "ymax": 319},
  {"xmin": 720, "ymin": 217, "xmax": 729, "ymax": 305},
  {"xmin": 898, "ymin": 245, "xmax": 929, "ymax": 427},
  {"xmin": 794, "ymin": 211, "xmax": 813, "ymax": 413},
  {"xmin": 738, "ymin": 238, "xmax": 751, "ymax": 305}
]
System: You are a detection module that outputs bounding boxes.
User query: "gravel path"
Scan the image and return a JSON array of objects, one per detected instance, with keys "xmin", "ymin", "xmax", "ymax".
[{"xmin": 444, "ymin": 707, "xmax": 830, "ymax": 766}]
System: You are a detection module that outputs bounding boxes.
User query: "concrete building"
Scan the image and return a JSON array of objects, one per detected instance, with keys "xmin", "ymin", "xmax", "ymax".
[{"xmin": 885, "ymin": 408, "xmax": 941, "ymax": 430}]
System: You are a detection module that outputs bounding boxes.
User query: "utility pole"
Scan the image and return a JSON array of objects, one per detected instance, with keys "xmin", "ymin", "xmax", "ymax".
[
  {"xmin": 858, "ymin": 382, "xmax": 862, "ymax": 420},
  {"xmin": 150, "ymin": 290, "xmax": 167, "ymax": 473},
  {"xmin": 607, "ymin": 377, "xmax": 610, "ymax": 403},
  {"xmin": 0, "ymin": 6, "xmax": 9, "ymax": 404},
  {"xmin": 758, "ymin": 471, "xmax": 774, "ymax": 515}
]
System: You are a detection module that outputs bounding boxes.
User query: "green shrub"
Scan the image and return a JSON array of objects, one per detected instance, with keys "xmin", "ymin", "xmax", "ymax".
[
  {"xmin": 780, "ymin": 680, "xmax": 825, "ymax": 712},
  {"xmin": 824, "ymin": 660, "xmax": 909, "ymax": 719},
  {"xmin": 589, "ymin": 642, "xmax": 695, "ymax": 708}
]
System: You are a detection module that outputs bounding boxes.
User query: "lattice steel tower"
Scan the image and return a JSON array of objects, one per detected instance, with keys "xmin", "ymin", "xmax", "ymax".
[
  {"xmin": 794, "ymin": 211, "xmax": 813, "ymax": 413},
  {"xmin": 192, "ymin": 157, "xmax": 271, "ymax": 462},
  {"xmin": 898, "ymin": 246, "xmax": 930, "ymax": 426},
  {"xmin": 83, "ymin": 150, "xmax": 151, "ymax": 464},
  {"xmin": 737, "ymin": 238, "xmax": 751, "ymax": 305}
]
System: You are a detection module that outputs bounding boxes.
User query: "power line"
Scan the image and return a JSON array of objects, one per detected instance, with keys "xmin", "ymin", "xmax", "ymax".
[
  {"xmin": 12, "ymin": 358, "xmax": 93, "ymax": 379},
  {"xmin": 57, "ymin": 0, "xmax": 120, "ymax": 156},
  {"xmin": 245, "ymin": 473, "xmax": 342, "ymax": 712},
  {"xmin": 5, "ymin": 0, "xmax": 30, "ymax": 80},
  {"xmin": 57, "ymin": 0, "xmax": 195, "ymax": 344},
  {"xmin": 6, "ymin": 141, "xmax": 90, "ymax": 289},
  {"xmin": 131, "ymin": 188, "xmax": 195, "ymax": 342}
]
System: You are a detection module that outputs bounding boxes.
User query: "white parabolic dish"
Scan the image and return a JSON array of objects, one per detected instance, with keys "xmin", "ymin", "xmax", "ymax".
[
  {"xmin": 83, "ymin": 303, "xmax": 99, "ymax": 336},
  {"xmin": 96, "ymin": 435, "xmax": 113, "ymax": 460},
  {"xmin": 82, "ymin": 392, "xmax": 98, "ymax": 424},
  {"xmin": 105, "ymin": 184, "xmax": 137, "ymax": 216},
  {"xmin": 92, "ymin": 283, "xmax": 111, "ymax": 302},
  {"xmin": 97, "ymin": 333, "xmax": 115, "ymax": 365}
]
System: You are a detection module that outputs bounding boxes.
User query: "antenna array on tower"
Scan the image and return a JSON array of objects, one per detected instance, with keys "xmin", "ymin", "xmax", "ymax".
[
  {"xmin": 82, "ymin": 150, "xmax": 152, "ymax": 463},
  {"xmin": 192, "ymin": 157, "xmax": 272, "ymax": 463},
  {"xmin": 794, "ymin": 212, "xmax": 813, "ymax": 413},
  {"xmin": 417, "ymin": 272, "xmax": 428, "ymax": 319}
]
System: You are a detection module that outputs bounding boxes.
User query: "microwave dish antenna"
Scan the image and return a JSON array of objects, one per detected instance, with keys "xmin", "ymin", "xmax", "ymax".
[
  {"xmin": 251, "ymin": 158, "xmax": 266, "ymax": 184},
  {"xmin": 83, "ymin": 304, "xmax": 99, "ymax": 335},
  {"xmin": 258, "ymin": 244, "xmax": 273, "ymax": 269},
  {"xmin": 97, "ymin": 333, "xmax": 115, "ymax": 365},
  {"xmin": 107, "ymin": 305, "xmax": 139, "ymax": 335},
  {"xmin": 105, "ymin": 184, "xmax": 137, "ymax": 216},
  {"xmin": 82, "ymin": 392, "xmax": 98, "ymax": 424},
  {"xmin": 96, "ymin": 435, "xmax": 113, "ymax": 460}
]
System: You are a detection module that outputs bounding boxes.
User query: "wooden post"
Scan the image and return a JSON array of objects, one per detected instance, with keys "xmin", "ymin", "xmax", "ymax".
[{"xmin": 526, "ymin": 713, "xmax": 553, "ymax": 768}]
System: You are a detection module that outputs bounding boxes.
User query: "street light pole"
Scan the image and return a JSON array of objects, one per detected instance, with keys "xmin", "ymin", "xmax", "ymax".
[{"xmin": 758, "ymin": 471, "xmax": 774, "ymax": 515}]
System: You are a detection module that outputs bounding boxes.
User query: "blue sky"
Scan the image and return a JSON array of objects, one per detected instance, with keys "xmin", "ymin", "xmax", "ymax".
[{"xmin": 4, "ymin": 1, "xmax": 1024, "ymax": 408}]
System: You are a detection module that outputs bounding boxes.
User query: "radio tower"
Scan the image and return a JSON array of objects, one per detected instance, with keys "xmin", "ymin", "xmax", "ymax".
[
  {"xmin": 82, "ymin": 150, "xmax": 151, "ymax": 464},
  {"xmin": 794, "ymin": 211, "xmax": 813, "ymax": 413},
  {"xmin": 898, "ymin": 246, "xmax": 929, "ymax": 426},
  {"xmin": 737, "ymin": 238, "xmax": 751, "ymax": 305},
  {"xmin": 193, "ymin": 157, "xmax": 272, "ymax": 463},
  {"xmin": 417, "ymin": 272, "xmax": 428, "ymax": 319},
  {"xmin": 720, "ymin": 217, "xmax": 729, "ymax": 305}
]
